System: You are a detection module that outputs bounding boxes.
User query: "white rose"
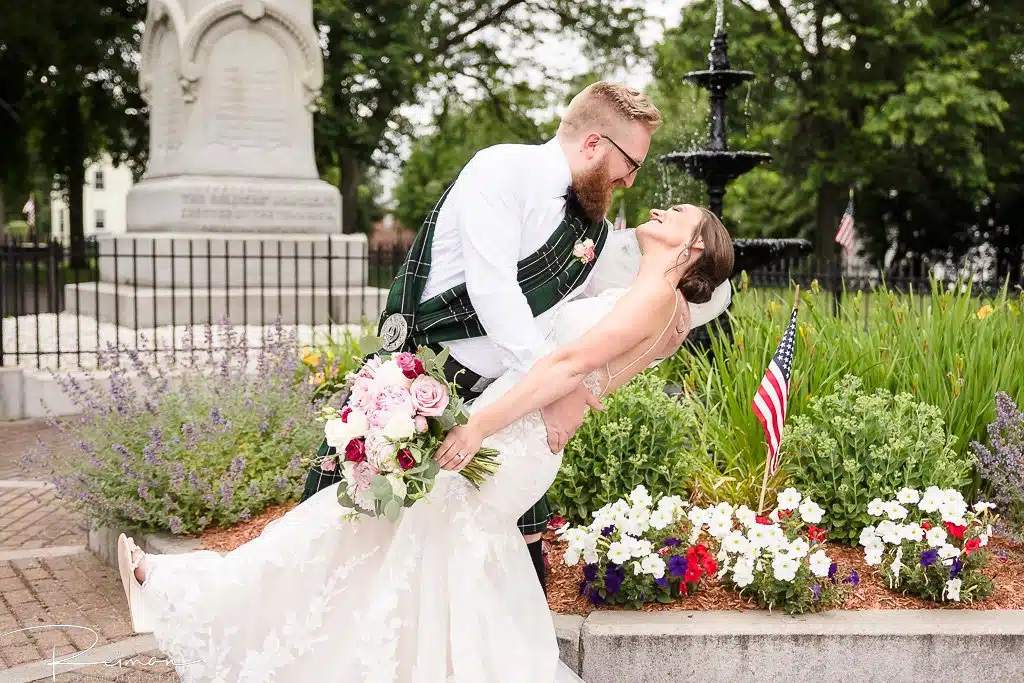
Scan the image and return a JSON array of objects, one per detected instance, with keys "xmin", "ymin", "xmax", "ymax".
[
  {"xmin": 324, "ymin": 412, "xmax": 369, "ymax": 447},
  {"xmin": 382, "ymin": 413, "xmax": 416, "ymax": 441}
]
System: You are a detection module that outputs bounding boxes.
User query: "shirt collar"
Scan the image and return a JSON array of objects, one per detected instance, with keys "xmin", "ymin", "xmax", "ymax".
[{"xmin": 538, "ymin": 137, "xmax": 573, "ymax": 199}]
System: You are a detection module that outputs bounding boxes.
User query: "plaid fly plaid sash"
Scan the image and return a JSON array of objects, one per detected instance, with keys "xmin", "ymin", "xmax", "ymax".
[{"xmin": 378, "ymin": 186, "xmax": 609, "ymax": 352}]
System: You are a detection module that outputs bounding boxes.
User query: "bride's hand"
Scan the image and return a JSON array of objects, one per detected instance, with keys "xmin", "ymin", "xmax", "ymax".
[{"xmin": 435, "ymin": 423, "xmax": 485, "ymax": 472}]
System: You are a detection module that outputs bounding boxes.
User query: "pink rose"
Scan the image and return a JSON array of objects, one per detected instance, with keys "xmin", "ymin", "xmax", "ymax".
[
  {"xmin": 394, "ymin": 352, "xmax": 425, "ymax": 380},
  {"xmin": 414, "ymin": 416, "xmax": 429, "ymax": 433},
  {"xmin": 409, "ymin": 375, "xmax": 449, "ymax": 417},
  {"xmin": 320, "ymin": 458, "xmax": 337, "ymax": 472},
  {"xmin": 352, "ymin": 461, "xmax": 378, "ymax": 492},
  {"xmin": 365, "ymin": 385, "xmax": 416, "ymax": 427}
]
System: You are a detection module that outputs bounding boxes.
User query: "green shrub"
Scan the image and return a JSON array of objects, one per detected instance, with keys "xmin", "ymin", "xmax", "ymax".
[
  {"xmin": 549, "ymin": 373, "xmax": 705, "ymax": 525},
  {"xmin": 297, "ymin": 325, "xmax": 369, "ymax": 401},
  {"xmin": 781, "ymin": 375, "xmax": 974, "ymax": 544}
]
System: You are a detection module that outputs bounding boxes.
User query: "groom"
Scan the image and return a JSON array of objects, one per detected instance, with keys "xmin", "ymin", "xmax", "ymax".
[{"xmin": 301, "ymin": 81, "xmax": 678, "ymax": 592}]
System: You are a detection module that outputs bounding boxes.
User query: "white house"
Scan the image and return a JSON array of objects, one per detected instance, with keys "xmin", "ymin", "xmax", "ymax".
[{"xmin": 50, "ymin": 153, "xmax": 133, "ymax": 243}]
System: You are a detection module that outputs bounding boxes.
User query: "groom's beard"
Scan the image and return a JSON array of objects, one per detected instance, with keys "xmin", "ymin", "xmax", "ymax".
[{"xmin": 572, "ymin": 163, "xmax": 615, "ymax": 222}]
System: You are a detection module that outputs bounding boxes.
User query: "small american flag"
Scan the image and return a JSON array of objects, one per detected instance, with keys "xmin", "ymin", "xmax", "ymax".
[
  {"xmin": 752, "ymin": 305, "xmax": 798, "ymax": 477},
  {"xmin": 834, "ymin": 193, "xmax": 855, "ymax": 256}
]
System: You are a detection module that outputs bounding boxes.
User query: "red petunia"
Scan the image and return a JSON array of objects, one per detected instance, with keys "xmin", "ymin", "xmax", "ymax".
[
  {"xmin": 945, "ymin": 521, "xmax": 967, "ymax": 540},
  {"xmin": 807, "ymin": 525, "xmax": 826, "ymax": 542},
  {"xmin": 701, "ymin": 555, "xmax": 718, "ymax": 575},
  {"xmin": 964, "ymin": 538, "xmax": 981, "ymax": 555},
  {"xmin": 755, "ymin": 516, "xmax": 772, "ymax": 525},
  {"xmin": 921, "ymin": 521, "xmax": 932, "ymax": 531},
  {"xmin": 684, "ymin": 563, "xmax": 703, "ymax": 584},
  {"xmin": 694, "ymin": 544, "xmax": 709, "ymax": 558}
]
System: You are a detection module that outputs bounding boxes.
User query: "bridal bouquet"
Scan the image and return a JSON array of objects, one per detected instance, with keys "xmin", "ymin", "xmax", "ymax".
[
  {"xmin": 859, "ymin": 487, "xmax": 997, "ymax": 603},
  {"xmin": 316, "ymin": 345, "xmax": 499, "ymax": 521}
]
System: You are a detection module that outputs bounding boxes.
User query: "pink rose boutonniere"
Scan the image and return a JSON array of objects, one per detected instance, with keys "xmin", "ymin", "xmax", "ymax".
[{"xmin": 573, "ymin": 238, "xmax": 596, "ymax": 265}]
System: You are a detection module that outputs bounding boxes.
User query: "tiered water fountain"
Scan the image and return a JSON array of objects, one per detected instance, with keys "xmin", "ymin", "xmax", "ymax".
[{"xmin": 659, "ymin": 0, "xmax": 811, "ymax": 349}]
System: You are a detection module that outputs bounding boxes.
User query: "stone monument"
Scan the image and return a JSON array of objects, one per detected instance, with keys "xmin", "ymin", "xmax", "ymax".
[{"xmin": 67, "ymin": 0, "xmax": 385, "ymax": 328}]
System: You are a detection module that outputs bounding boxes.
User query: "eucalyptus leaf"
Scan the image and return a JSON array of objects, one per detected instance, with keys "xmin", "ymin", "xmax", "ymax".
[
  {"xmin": 370, "ymin": 475, "xmax": 392, "ymax": 499},
  {"xmin": 384, "ymin": 500, "xmax": 401, "ymax": 522}
]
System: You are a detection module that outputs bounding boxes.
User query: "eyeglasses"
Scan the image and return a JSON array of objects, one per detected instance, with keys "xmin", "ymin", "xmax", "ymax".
[{"xmin": 600, "ymin": 134, "xmax": 643, "ymax": 175}]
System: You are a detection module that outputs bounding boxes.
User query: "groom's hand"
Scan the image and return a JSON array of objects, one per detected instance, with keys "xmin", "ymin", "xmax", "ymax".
[{"xmin": 541, "ymin": 386, "xmax": 604, "ymax": 453}]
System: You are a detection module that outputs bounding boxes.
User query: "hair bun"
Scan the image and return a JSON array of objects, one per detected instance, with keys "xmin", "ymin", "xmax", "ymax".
[{"xmin": 679, "ymin": 275, "xmax": 714, "ymax": 305}]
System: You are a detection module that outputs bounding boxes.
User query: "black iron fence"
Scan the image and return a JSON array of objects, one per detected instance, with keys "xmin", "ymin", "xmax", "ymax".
[{"xmin": 2, "ymin": 233, "xmax": 1021, "ymax": 370}]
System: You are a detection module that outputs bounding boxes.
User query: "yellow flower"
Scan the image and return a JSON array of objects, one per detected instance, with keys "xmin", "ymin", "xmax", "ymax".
[
  {"xmin": 976, "ymin": 304, "xmax": 994, "ymax": 320},
  {"xmin": 768, "ymin": 301, "xmax": 782, "ymax": 314},
  {"xmin": 302, "ymin": 349, "xmax": 322, "ymax": 366}
]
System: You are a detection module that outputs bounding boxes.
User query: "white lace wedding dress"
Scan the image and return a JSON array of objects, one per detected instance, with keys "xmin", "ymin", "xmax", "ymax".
[{"xmin": 137, "ymin": 288, "xmax": 632, "ymax": 683}]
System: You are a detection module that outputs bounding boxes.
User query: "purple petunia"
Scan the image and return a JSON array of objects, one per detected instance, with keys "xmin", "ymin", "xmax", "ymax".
[
  {"xmin": 588, "ymin": 592, "xmax": 606, "ymax": 606},
  {"xmin": 811, "ymin": 584, "xmax": 822, "ymax": 601},
  {"xmin": 844, "ymin": 569, "xmax": 860, "ymax": 586},
  {"xmin": 601, "ymin": 525, "xmax": 616, "ymax": 538},
  {"xmin": 605, "ymin": 564, "xmax": 626, "ymax": 594},
  {"xmin": 950, "ymin": 558, "xmax": 964, "ymax": 579},
  {"xmin": 663, "ymin": 537, "xmax": 683, "ymax": 547},
  {"xmin": 655, "ymin": 577, "xmax": 669, "ymax": 590},
  {"xmin": 583, "ymin": 564, "xmax": 598, "ymax": 582},
  {"xmin": 920, "ymin": 549, "xmax": 939, "ymax": 568},
  {"xmin": 668, "ymin": 555, "xmax": 689, "ymax": 577},
  {"xmin": 828, "ymin": 562, "xmax": 838, "ymax": 580}
]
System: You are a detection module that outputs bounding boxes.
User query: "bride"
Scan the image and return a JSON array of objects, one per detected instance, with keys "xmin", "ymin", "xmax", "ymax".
[{"xmin": 117, "ymin": 203, "xmax": 734, "ymax": 683}]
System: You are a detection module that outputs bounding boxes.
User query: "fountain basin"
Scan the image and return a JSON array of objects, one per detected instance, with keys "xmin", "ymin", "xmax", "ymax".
[
  {"xmin": 732, "ymin": 237, "xmax": 812, "ymax": 275},
  {"xmin": 684, "ymin": 69, "xmax": 756, "ymax": 93},
  {"xmin": 660, "ymin": 150, "xmax": 772, "ymax": 185}
]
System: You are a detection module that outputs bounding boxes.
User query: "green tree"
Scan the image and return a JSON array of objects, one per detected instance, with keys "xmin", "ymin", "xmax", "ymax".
[{"xmin": 313, "ymin": 0, "xmax": 647, "ymax": 233}]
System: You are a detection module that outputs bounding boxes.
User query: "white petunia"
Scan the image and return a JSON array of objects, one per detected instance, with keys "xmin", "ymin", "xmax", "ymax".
[
  {"xmin": 798, "ymin": 499, "xmax": 825, "ymax": 525},
  {"xmin": 649, "ymin": 508, "xmax": 672, "ymax": 531},
  {"xmin": 864, "ymin": 543, "xmax": 885, "ymax": 566},
  {"xmin": 747, "ymin": 525, "xmax": 771, "ymax": 549},
  {"xmin": 723, "ymin": 531, "xmax": 751, "ymax": 555},
  {"xmin": 563, "ymin": 545, "xmax": 581, "ymax": 566},
  {"xmin": 733, "ymin": 568, "xmax": 755, "ymax": 587},
  {"xmin": 902, "ymin": 523, "xmax": 925, "ymax": 543},
  {"xmin": 980, "ymin": 533, "xmax": 990, "ymax": 547},
  {"xmin": 897, "ymin": 487, "xmax": 921, "ymax": 504},
  {"xmin": 890, "ymin": 546, "xmax": 904, "ymax": 583},
  {"xmin": 926, "ymin": 527, "xmax": 949, "ymax": 548},
  {"xmin": 944, "ymin": 578, "xmax": 962, "ymax": 602},
  {"xmin": 563, "ymin": 528, "xmax": 587, "ymax": 545},
  {"xmin": 765, "ymin": 526, "xmax": 788, "ymax": 552},
  {"xmin": 918, "ymin": 487, "xmax": 944, "ymax": 513},
  {"xmin": 714, "ymin": 501, "xmax": 736, "ymax": 518},
  {"xmin": 607, "ymin": 541, "xmax": 632, "ymax": 565},
  {"xmin": 769, "ymin": 508, "xmax": 781, "ymax": 523},
  {"xmin": 735, "ymin": 505, "xmax": 757, "ymax": 528},
  {"xmin": 938, "ymin": 544, "xmax": 961, "ymax": 562},
  {"xmin": 788, "ymin": 537, "xmax": 811, "ymax": 559},
  {"xmin": 808, "ymin": 549, "xmax": 832, "ymax": 577},
  {"xmin": 973, "ymin": 501, "xmax": 996, "ymax": 514},
  {"xmin": 772, "ymin": 555, "xmax": 800, "ymax": 582},
  {"xmin": 883, "ymin": 500, "xmax": 909, "ymax": 521},
  {"xmin": 629, "ymin": 485, "xmax": 653, "ymax": 510},
  {"xmin": 641, "ymin": 554, "xmax": 667, "ymax": 580},
  {"xmin": 582, "ymin": 536, "xmax": 600, "ymax": 565},
  {"xmin": 630, "ymin": 538, "xmax": 654, "ymax": 560},
  {"xmin": 859, "ymin": 526, "xmax": 878, "ymax": 547},
  {"xmin": 708, "ymin": 514, "xmax": 734, "ymax": 538},
  {"xmin": 867, "ymin": 498, "xmax": 886, "ymax": 517},
  {"xmin": 939, "ymin": 500, "xmax": 968, "ymax": 524},
  {"xmin": 688, "ymin": 507, "xmax": 708, "ymax": 528},
  {"xmin": 777, "ymin": 488, "xmax": 802, "ymax": 511},
  {"xmin": 876, "ymin": 520, "xmax": 900, "ymax": 545}
]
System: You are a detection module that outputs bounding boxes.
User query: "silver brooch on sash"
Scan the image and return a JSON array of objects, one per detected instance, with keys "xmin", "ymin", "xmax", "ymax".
[{"xmin": 380, "ymin": 313, "xmax": 409, "ymax": 352}]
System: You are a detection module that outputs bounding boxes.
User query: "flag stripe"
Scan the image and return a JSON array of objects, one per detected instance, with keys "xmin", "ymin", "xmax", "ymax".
[{"xmin": 752, "ymin": 306, "xmax": 798, "ymax": 477}]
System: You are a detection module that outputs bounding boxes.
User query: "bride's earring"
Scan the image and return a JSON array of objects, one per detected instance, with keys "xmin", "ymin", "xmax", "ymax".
[{"xmin": 681, "ymin": 246, "xmax": 691, "ymax": 262}]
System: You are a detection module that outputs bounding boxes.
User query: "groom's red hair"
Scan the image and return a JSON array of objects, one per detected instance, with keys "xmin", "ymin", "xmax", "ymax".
[{"xmin": 559, "ymin": 81, "xmax": 663, "ymax": 136}]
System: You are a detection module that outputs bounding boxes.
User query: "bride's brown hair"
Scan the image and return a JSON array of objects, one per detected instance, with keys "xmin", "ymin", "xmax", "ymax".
[{"xmin": 671, "ymin": 205, "xmax": 734, "ymax": 304}]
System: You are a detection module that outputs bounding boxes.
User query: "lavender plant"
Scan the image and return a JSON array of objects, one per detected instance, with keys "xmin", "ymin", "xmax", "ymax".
[
  {"xmin": 21, "ymin": 320, "xmax": 323, "ymax": 534},
  {"xmin": 972, "ymin": 392, "xmax": 1024, "ymax": 539}
]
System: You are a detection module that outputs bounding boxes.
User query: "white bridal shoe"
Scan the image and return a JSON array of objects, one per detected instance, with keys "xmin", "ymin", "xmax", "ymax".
[{"xmin": 117, "ymin": 533, "xmax": 153, "ymax": 633}]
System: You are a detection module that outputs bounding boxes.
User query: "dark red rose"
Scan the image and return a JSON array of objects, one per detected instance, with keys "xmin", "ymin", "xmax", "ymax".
[
  {"xmin": 397, "ymin": 448, "xmax": 415, "ymax": 470},
  {"xmin": 340, "ymin": 407, "xmax": 352, "ymax": 422},
  {"xmin": 344, "ymin": 438, "xmax": 366, "ymax": 463},
  {"xmin": 394, "ymin": 353, "xmax": 425, "ymax": 380}
]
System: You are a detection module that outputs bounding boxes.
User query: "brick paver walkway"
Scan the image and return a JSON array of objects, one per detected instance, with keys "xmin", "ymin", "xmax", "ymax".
[{"xmin": 0, "ymin": 419, "xmax": 180, "ymax": 682}]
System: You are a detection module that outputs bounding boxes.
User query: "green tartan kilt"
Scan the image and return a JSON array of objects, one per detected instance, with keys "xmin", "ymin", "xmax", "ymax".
[{"xmin": 300, "ymin": 437, "xmax": 551, "ymax": 535}]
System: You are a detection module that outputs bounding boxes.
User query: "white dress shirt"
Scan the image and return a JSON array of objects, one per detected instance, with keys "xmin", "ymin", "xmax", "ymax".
[{"xmin": 420, "ymin": 137, "xmax": 599, "ymax": 379}]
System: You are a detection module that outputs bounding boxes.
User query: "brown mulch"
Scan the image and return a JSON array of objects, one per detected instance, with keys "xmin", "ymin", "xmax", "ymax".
[
  {"xmin": 190, "ymin": 504, "xmax": 1024, "ymax": 612},
  {"xmin": 544, "ymin": 532, "xmax": 1024, "ymax": 615}
]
